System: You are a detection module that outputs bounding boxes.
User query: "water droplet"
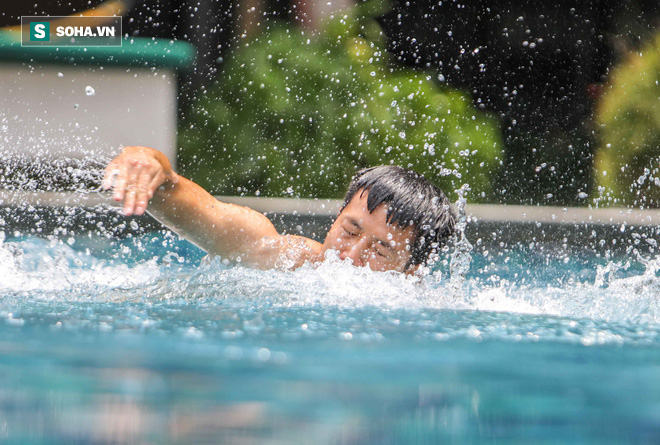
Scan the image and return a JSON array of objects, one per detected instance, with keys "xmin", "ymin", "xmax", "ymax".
[
  {"xmin": 257, "ymin": 348, "xmax": 271, "ymax": 361},
  {"xmin": 85, "ymin": 86, "xmax": 95, "ymax": 96}
]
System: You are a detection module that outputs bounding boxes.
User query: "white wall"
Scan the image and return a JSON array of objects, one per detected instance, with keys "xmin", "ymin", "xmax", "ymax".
[{"xmin": 0, "ymin": 63, "xmax": 178, "ymax": 167}]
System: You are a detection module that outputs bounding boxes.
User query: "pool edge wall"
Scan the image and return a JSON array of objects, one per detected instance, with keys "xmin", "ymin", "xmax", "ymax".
[
  {"xmin": 1, "ymin": 191, "xmax": 659, "ymax": 257},
  {"xmin": 0, "ymin": 33, "xmax": 196, "ymax": 169}
]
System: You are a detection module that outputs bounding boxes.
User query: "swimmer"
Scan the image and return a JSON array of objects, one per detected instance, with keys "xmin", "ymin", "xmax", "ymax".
[{"xmin": 102, "ymin": 146, "xmax": 456, "ymax": 273}]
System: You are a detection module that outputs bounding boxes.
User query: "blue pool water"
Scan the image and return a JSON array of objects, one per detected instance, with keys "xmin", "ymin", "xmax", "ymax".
[{"xmin": 1, "ymin": 229, "xmax": 659, "ymax": 443}]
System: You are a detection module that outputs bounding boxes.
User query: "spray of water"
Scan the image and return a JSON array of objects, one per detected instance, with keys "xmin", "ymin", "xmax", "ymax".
[
  {"xmin": 449, "ymin": 184, "xmax": 473, "ymax": 297},
  {"xmin": 0, "ymin": 229, "xmax": 659, "ymax": 328}
]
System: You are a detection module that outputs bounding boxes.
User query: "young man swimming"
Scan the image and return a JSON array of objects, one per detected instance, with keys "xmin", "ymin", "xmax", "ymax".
[{"xmin": 102, "ymin": 146, "xmax": 456, "ymax": 273}]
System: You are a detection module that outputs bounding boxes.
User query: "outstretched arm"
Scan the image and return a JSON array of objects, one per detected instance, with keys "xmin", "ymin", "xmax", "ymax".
[{"xmin": 101, "ymin": 146, "xmax": 320, "ymax": 268}]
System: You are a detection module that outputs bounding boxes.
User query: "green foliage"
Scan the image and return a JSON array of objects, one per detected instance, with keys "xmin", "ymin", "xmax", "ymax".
[
  {"xmin": 179, "ymin": 5, "xmax": 503, "ymax": 200},
  {"xmin": 499, "ymin": 129, "xmax": 592, "ymax": 206},
  {"xmin": 594, "ymin": 30, "xmax": 660, "ymax": 206}
]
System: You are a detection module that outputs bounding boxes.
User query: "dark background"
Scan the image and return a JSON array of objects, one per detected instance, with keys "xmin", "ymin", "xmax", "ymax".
[{"xmin": 3, "ymin": 0, "xmax": 659, "ymax": 205}]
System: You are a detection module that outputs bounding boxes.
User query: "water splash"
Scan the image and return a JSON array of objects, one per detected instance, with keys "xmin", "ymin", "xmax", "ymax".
[
  {"xmin": 594, "ymin": 261, "xmax": 623, "ymax": 288},
  {"xmin": 449, "ymin": 184, "xmax": 473, "ymax": 295},
  {"xmin": 1, "ymin": 231, "xmax": 660, "ymax": 346}
]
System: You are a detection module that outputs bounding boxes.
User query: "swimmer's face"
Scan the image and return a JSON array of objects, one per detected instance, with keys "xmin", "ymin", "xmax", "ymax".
[{"xmin": 322, "ymin": 190, "xmax": 416, "ymax": 273}]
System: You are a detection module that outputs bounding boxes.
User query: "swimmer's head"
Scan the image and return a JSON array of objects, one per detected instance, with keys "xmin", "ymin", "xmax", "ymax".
[{"xmin": 338, "ymin": 165, "xmax": 456, "ymax": 270}]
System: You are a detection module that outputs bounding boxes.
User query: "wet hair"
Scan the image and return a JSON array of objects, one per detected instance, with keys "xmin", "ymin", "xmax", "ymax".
[{"xmin": 340, "ymin": 165, "xmax": 457, "ymax": 269}]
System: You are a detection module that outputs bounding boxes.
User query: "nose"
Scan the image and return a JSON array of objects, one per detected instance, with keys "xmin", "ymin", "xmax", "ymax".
[{"xmin": 339, "ymin": 237, "xmax": 368, "ymax": 266}]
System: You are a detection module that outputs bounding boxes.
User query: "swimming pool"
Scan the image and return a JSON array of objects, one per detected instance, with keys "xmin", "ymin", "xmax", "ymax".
[{"xmin": 1, "ymin": 212, "xmax": 659, "ymax": 443}]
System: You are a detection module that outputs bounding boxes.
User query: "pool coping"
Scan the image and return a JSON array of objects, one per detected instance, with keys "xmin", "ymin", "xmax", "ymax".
[
  {"xmin": 1, "ymin": 189, "xmax": 660, "ymax": 227},
  {"xmin": 0, "ymin": 33, "xmax": 197, "ymax": 70}
]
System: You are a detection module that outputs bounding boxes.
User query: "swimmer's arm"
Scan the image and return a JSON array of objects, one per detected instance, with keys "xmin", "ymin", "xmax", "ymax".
[
  {"xmin": 102, "ymin": 146, "xmax": 321, "ymax": 268},
  {"xmin": 147, "ymin": 176, "xmax": 321, "ymax": 267}
]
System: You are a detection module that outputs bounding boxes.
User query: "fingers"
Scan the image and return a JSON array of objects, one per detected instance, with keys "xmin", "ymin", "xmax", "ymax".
[
  {"xmin": 133, "ymin": 168, "xmax": 153, "ymax": 216},
  {"xmin": 103, "ymin": 160, "xmax": 154, "ymax": 216},
  {"xmin": 122, "ymin": 160, "xmax": 141, "ymax": 216},
  {"xmin": 102, "ymin": 147, "xmax": 170, "ymax": 216},
  {"xmin": 112, "ymin": 163, "xmax": 129, "ymax": 203},
  {"xmin": 101, "ymin": 163, "xmax": 116, "ymax": 191}
]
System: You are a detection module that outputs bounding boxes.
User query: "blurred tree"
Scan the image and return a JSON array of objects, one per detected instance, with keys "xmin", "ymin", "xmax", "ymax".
[
  {"xmin": 594, "ymin": 28, "xmax": 660, "ymax": 207},
  {"xmin": 178, "ymin": 1, "xmax": 503, "ymax": 200}
]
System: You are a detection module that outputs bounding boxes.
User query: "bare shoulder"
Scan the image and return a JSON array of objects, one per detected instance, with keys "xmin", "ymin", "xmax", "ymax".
[
  {"xmin": 254, "ymin": 234, "xmax": 323, "ymax": 270},
  {"xmin": 279, "ymin": 235, "xmax": 323, "ymax": 270}
]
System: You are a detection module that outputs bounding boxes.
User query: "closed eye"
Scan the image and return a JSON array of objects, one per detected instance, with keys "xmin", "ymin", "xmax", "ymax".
[
  {"xmin": 375, "ymin": 245, "xmax": 391, "ymax": 258},
  {"xmin": 343, "ymin": 227, "xmax": 358, "ymax": 237}
]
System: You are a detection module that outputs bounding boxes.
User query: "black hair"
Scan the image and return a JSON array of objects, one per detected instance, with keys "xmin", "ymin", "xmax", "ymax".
[{"xmin": 340, "ymin": 165, "xmax": 456, "ymax": 268}]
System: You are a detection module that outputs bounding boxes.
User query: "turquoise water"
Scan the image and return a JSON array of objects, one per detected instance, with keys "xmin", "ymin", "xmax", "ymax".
[{"xmin": 1, "ymin": 230, "xmax": 659, "ymax": 444}]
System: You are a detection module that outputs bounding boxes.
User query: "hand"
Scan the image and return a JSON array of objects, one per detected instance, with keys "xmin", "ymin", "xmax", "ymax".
[{"xmin": 101, "ymin": 146, "xmax": 176, "ymax": 216}]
